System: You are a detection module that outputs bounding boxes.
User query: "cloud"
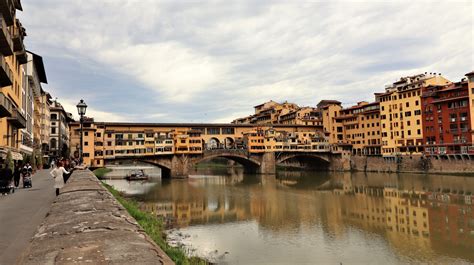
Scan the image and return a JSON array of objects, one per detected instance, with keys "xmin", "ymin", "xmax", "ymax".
[
  {"xmin": 19, "ymin": 0, "xmax": 473, "ymax": 122},
  {"xmin": 59, "ymin": 100, "xmax": 127, "ymax": 122}
]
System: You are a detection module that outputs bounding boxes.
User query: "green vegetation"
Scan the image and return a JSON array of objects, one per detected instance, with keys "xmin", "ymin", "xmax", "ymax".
[
  {"xmin": 101, "ymin": 182, "xmax": 207, "ymax": 265},
  {"xmin": 92, "ymin": 167, "xmax": 112, "ymax": 179},
  {"xmin": 5, "ymin": 150, "xmax": 13, "ymax": 170}
]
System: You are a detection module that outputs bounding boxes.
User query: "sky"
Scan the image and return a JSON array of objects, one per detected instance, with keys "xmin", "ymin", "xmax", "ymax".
[{"xmin": 18, "ymin": 0, "xmax": 473, "ymax": 122}]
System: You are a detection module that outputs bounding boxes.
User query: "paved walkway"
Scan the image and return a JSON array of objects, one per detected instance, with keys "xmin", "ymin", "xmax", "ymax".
[{"xmin": 0, "ymin": 169, "xmax": 55, "ymax": 265}]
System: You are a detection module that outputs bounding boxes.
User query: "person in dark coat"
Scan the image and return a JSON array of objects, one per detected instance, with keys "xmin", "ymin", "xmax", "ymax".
[
  {"xmin": 13, "ymin": 162, "xmax": 21, "ymax": 188},
  {"xmin": 4, "ymin": 164, "xmax": 13, "ymax": 184}
]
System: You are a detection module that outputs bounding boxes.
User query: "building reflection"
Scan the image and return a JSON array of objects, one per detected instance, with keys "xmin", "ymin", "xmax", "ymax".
[{"xmin": 138, "ymin": 171, "xmax": 474, "ymax": 260}]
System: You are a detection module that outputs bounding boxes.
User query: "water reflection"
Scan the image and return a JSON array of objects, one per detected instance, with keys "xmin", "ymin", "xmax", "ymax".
[{"xmin": 120, "ymin": 169, "xmax": 474, "ymax": 264}]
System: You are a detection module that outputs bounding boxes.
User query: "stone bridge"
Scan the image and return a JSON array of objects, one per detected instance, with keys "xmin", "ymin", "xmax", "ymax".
[{"xmin": 127, "ymin": 149, "xmax": 338, "ymax": 178}]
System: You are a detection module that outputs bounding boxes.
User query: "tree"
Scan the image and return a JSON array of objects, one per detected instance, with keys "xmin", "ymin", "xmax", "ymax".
[
  {"xmin": 5, "ymin": 150, "xmax": 14, "ymax": 170},
  {"xmin": 31, "ymin": 151, "xmax": 37, "ymax": 170}
]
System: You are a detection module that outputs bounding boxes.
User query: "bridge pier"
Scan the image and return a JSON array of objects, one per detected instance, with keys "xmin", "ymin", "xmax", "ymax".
[
  {"xmin": 258, "ymin": 152, "xmax": 276, "ymax": 175},
  {"xmin": 169, "ymin": 155, "xmax": 190, "ymax": 178}
]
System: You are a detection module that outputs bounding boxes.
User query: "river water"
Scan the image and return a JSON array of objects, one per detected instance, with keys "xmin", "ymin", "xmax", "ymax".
[{"xmin": 105, "ymin": 167, "xmax": 474, "ymax": 264}]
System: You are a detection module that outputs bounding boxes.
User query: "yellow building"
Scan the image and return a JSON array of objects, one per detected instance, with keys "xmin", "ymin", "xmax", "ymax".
[
  {"xmin": 0, "ymin": 1, "xmax": 28, "ymax": 162},
  {"xmin": 335, "ymin": 101, "xmax": 381, "ymax": 156},
  {"xmin": 375, "ymin": 73, "xmax": 450, "ymax": 157},
  {"xmin": 317, "ymin": 100, "xmax": 343, "ymax": 145}
]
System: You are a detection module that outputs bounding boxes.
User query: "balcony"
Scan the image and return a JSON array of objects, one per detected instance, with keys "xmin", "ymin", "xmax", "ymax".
[
  {"xmin": 0, "ymin": 55, "xmax": 12, "ymax": 86},
  {"xmin": 0, "ymin": 91, "xmax": 13, "ymax": 117},
  {"xmin": 0, "ymin": 0, "xmax": 15, "ymax": 26},
  {"xmin": 0, "ymin": 15, "xmax": 13, "ymax": 56},
  {"xmin": 8, "ymin": 107, "xmax": 26, "ymax": 128},
  {"xmin": 12, "ymin": 19, "xmax": 26, "ymax": 64}
]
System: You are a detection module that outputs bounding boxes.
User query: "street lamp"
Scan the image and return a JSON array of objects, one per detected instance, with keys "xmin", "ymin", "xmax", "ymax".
[{"xmin": 76, "ymin": 99, "xmax": 87, "ymax": 164}]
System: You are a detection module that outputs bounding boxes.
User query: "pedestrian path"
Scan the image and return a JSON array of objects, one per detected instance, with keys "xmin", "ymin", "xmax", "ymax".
[{"xmin": 0, "ymin": 169, "xmax": 55, "ymax": 265}]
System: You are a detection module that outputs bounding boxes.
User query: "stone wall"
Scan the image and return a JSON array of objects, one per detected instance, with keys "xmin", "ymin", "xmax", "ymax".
[
  {"xmin": 348, "ymin": 155, "xmax": 474, "ymax": 174},
  {"xmin": 19, "ymin": 170, "xmax": 174, "ymax": 265}
]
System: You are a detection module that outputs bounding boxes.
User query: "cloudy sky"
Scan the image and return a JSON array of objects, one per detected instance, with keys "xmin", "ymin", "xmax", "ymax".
[{"xmin": 19, "ymin": 0, "xmax": 473, "ymax": 122}]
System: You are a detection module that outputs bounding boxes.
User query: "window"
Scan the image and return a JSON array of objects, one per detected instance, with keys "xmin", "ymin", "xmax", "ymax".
[
  {"xmin": 50, "ymin": 114, "xmax": 57, "ymax": 120},
  {"xmin": 84, "ymin": 132, "xmax": 89, "ymax": 136},
  {"xmin": 222, "ymin": 128, "xmax": 235, "ymax": 134},
  {"xmin": 107, "ymin": 141, "xmax": 112, "ymax": 146},
  {"xmin": 83, "ymin": 153, "xmax": 90, "ymax": 157},
  {"xmin": 415, "ymin": 100, "xmax": 419, "ymax": 106},
  {"xmin": 207, "ymin": 128, "xmax": 220, "ymax": 135},
  {"xmin": 51, "ymin": 128, "xmax": 56, "ymax": 134},
  {"xmin": 96, "ymin": 133, "xmax": 101, "ymax": 137},
  {"xmin": 84, "ymin": 141, "xmax": 89, "ymax": 146},
  {"xmin": 107, "ymin": 133, "xmax": 112, "ymax": 138}
]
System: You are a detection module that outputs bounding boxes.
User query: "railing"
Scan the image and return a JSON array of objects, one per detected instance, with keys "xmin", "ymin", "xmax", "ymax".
[
  {"xmin": 0, "ymin": 15, "xmax": 13, "ymax": 56},
  {"xmin": 0, "ymin": 54, "xmax": 12, "ymax": 86},
  {"xmin": 8, "ymin": 107, "xmax": 26, "ymax": 128},
  {"xmin": 0, "ymin": 0, "xmax": 15, "ymax": 27},
  {"xmin": 0, "ymin": 91, "xmax": 13, "ymax": 117}
]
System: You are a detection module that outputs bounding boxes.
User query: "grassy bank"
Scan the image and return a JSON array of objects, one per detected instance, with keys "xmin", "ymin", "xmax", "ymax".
[
  {"xmin": 101, "ymin": 182, "xmax": 207, "ymax": 265},
  {"xmin": 93, "ymin": 167, "xmax": 112, "ymax": 179}
]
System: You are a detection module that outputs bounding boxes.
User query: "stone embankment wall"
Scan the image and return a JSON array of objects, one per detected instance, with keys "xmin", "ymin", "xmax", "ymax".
[
  {"xmin": 19, "ymin": 170, "xmax": 174, "ymax": 265},
  {"xmin": 348, "ymin": 155, "xmax": 474, "ymax": 174}
]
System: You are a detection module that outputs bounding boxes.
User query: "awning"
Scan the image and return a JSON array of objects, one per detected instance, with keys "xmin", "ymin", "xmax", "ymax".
[{"xmin": 0, "ymin": 148, "xmax": 24, "ymax": 161}]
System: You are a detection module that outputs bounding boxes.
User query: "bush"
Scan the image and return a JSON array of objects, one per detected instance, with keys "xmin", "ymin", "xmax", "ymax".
[{"xmin": 92, "ymin": 168, "xmax": 112, "ymax": 179}]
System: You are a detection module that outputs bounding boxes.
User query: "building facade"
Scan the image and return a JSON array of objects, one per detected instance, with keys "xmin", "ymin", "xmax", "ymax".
[
  {"xmin": 0, "ymin": 0, "xmax": 28, "ymax": 162},
  {"xmin": 49, "ymin": 100, "xmax": 73, "ymax": 160},
  {"xmin": 422, "ymin": 80, "xmax": 473, "ymax": 155},
  {"xmin": 334, "ymin": 101, "xmax": 382, "ymax": 156},
  {"xmin": 375, "ymin": 73, "xmax": 451, "ymax": 157}
]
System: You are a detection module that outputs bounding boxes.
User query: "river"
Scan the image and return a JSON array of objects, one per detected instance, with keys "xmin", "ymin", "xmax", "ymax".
[{"xmin": 104, "ymin": 166, "xmax": 474, "ymax": 264}]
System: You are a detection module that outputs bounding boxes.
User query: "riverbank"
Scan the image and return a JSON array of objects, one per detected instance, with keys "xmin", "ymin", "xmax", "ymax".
[
  {"xmin": 101, "ymin": 182, "xmax": 208, "ymax": 265},
  {"xmin": 348, "ymin": 155, "xmax": 474, "ymax": 174}
]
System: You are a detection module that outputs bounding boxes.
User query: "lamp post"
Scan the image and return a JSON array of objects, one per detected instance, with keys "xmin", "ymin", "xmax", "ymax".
[{"xmin": 76, "ymin": 99, "xmax": 87, "ymax": 164}]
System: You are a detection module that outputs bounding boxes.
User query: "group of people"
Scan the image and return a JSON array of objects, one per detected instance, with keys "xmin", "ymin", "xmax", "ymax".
[
  {"xmin": 1, "ymin": 157, "xmax": 82, "ymax": 196},
  {"xmin": 0, "ymin": 162, "xmax": 33, "ymax": 187}
]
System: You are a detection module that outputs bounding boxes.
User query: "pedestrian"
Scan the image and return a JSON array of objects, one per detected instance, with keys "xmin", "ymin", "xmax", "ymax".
[
  {"xmin": 13, "ymin": 162, "xmax": 21, "ymax": 188},
  {"xmin": 50, "ymin": 161, "xmax": 69, "ymax": 196},
  {"xmin": 3, "ymin": 163, "xmax": 13, "ymax": 187}
]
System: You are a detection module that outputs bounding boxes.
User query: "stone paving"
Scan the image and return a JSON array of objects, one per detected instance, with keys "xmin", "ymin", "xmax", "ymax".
[{"xmin": 18, "ymin": 170, "xmax": 174, "ymax": 265}]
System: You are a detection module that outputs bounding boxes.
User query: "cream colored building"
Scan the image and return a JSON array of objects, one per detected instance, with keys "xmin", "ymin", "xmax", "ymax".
[{"xmin": 375, "ymin": 73, "xmax": 450, "ymax": 156}]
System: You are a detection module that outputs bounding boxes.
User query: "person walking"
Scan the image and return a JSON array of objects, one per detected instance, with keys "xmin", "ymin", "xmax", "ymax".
[
  {"xmin": 13, "ymin": 162, "xmax": 21, "ymax": 188},
  {"xmin": 50, "ymin": 161, "xmax": 70, "ymax": 196}
]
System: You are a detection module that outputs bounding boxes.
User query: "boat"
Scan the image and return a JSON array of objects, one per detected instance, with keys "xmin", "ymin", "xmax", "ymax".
[{"xmin": 125, "ymin": 169, "xmax": 148, "ymax": 181}]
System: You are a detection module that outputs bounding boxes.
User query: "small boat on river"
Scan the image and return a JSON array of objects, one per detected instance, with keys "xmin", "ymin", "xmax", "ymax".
[{"xmin": 125, "ymin": 169, "xmax": 148, "ymax": 181}]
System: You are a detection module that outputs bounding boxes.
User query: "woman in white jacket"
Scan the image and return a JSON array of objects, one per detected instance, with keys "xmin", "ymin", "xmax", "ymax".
[{"xmin": 50, "ymin": 161, "xmax": 69, "ymax": 196}]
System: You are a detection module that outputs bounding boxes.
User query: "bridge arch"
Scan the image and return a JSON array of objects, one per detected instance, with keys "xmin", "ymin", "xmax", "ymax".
[
  {"xmin": 193, "ymin": 151, "xmax": 261, "ymax": 173},
  {"xmin": 277, "ymin": 153, "xmax": 330, "ymax": 170},
  {"xmin": 139, "ymin": 160, "xmax": 172, "ymax": 179}
]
